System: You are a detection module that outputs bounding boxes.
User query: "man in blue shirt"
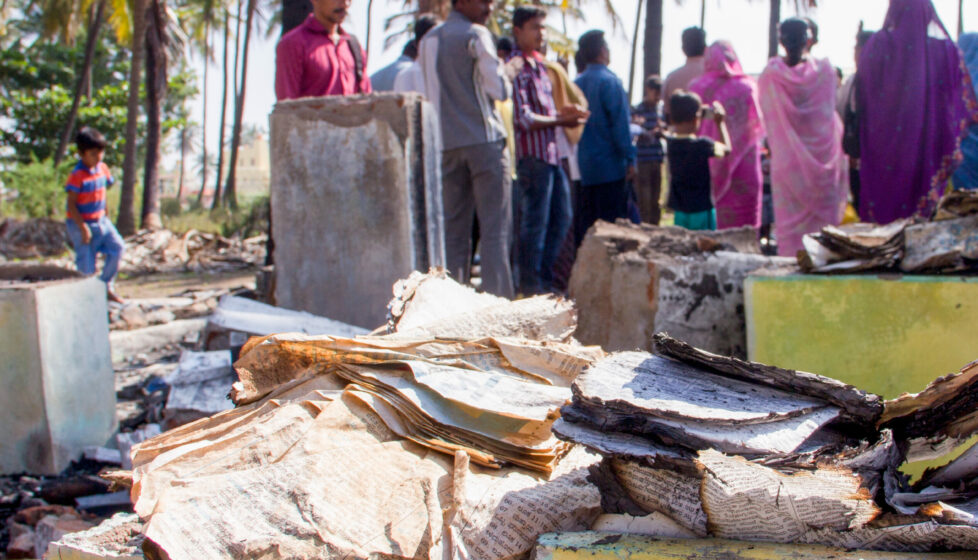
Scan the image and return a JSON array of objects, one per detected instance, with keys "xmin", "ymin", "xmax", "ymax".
[{"xmin": 574, "ymin": 30, "xmax": 636, "ymax": 245}]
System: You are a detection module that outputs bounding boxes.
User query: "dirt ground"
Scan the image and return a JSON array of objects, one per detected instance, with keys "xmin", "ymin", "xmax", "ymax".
[{"xmin": 115, "ymin": 269, "xmax": 257, "ymax": 299}]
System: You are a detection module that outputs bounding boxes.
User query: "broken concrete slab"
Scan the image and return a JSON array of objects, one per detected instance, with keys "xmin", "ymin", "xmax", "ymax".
[
  {"xmin": 0, "ymin": 266, "xmax": 116, "ymax": 475},
  {"xmin": 162, "ymin": 350, "xmax": 235, "ymax": 428},
  {"xmin": 34, "ymin": 513, "xmax": 95, "ymax": 558},
  {"xmin": 109, "ymin": 319, "xmax": 206, "ymax": 363},
  {"xmin": 202, "ymin": 294, "xmax": 368, "ymax": 350},
  {"xmin": 270, "ymin": 93, "xmax": 445, "ymax": 329},
  {"xmin": 568, "ymin": 221, "xmax": 793, "ymax": 358}
]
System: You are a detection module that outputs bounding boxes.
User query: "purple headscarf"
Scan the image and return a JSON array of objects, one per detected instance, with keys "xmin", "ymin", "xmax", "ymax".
[{"xmin": 857, "ymin": 0, "xmax": 978, "ymax": 223}]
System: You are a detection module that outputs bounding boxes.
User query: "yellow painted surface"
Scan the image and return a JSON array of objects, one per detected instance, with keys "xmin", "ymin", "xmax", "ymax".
[
  {"xmin": 535, "ymin": 532, "xmax": 977, "ymax": 559},
  {"xmin": 745, "ymin": 274, "xmax": 978, "ymax": 478},
  {"xmin": 745, "ymin": 275, "xmax": 978, "ymax": 399}
]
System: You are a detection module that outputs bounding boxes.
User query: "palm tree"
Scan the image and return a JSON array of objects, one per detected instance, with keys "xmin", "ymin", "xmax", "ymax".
[
  {"xmin": 53, "ymin": 0, "xmax": 107, "ymax": 165},
  {"xmin": 212, "ymin": 1, "xmax": 238, "ymax": 209},
  {"xmin": 643, "ymin": 0, "xmax": 663, "ymax": 79},
  {"xmin": 141, "ymin": 0, "xmax": 169, "ymax": 230},
  {"xmin": 222, "ymin": 0, "xmax": 258, "ymax": 210},
  {"xmin": 768, "ymin": 0, "xmax": 779, "ymax": 58},
  {"xmin": 175, "ymin": 121, "xmax": 201, "ymax": 203},
  {"xmin": 117, "ymin": 0, "xmax": 148, "ymax": 235}
]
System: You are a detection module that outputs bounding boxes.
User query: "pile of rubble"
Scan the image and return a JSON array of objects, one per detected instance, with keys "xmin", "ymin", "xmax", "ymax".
[
  {"xmin": 0, "ymin": 218, "xmax": 69, "ymax": 260},
  {"xmin": 120, "ymin": 229, "xmax": 266, "ymax": 275},
  {"xmin": 800, "ymin": 190, "xmax": 978, "ymax": 273},
  {"xmin": 10, "ymin": 268, "xmax": 978, "ymax": 558},
  {"xmin": 556, "ymin": 333, "xmax": 978, "ymax": 552}
]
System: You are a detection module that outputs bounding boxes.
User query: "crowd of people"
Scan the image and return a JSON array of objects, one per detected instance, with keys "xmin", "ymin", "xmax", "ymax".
[{"xmin": 271, "ymin": 0, "xmax": 978, "ymax": 300}]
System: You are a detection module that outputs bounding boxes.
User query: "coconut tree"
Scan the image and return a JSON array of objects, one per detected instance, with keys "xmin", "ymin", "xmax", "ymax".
[
  {"xmin": 221, "ymin": 0, "xmax": 259, "ymax": 209},
  {"xmin": 212, "ymin": 0, "xmax": 239, "ymax": 208},
  {"xmin": 117, "ymin": 0, "xmax": 148, "ymax": 235}
]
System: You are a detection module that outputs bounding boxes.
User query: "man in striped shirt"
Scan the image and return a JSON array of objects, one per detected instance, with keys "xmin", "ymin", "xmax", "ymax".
[
  {"xmin": 509, "ymin": 6, "xmax": 588, "ymax": 295},
  {"xmin": 65, "ymin": 127, "xmax": 125, "ymax": 303}
]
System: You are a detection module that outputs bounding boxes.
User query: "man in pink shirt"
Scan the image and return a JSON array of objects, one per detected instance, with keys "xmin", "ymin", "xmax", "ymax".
[{"xmin": 275, "ymin": 0, "xmax": 371, "ymax": 100}]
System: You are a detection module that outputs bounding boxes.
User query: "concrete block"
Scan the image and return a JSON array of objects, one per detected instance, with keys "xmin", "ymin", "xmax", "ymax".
[
  {"xmin": 746, "ymin": 273, "xmax": 978, "ymax": 399},
  {"xmin": 568, "ymin": 221, "xmax": 792, "ymax": 358},
  {"xmin": 270, "ymin": 93, "xmax": 445, "ymax": 329},
  {"xmin": 0, "ymin": 265, "xmax": 116, "ymax": 475}
]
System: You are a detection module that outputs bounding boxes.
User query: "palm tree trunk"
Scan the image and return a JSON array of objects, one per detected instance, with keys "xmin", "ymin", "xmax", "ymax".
[
  {"xmin": 118, "ymin": 0, "xmax": 148, "ymax": 236},
  {"xmin": 700, "ymin": 0, "xmax": 706, "ymax": 29},
  {"xmin": 769, "ymin": 0, "xmax": 781, "ymax": 59},
  {"xmin": 176, "ymin": 125, "xmax": 187, "ymax": 203},
  {"xmin": 627, "ymin": 0, "xmax": 643, "ymax": 102},
  {"xmin": 213, "ymin": 7, "xmax": 231, "ymax": 208},
  {"xmin": 643, "ymin": 0, "xmax": 663, "ymax": 79},
  {"xmin": 223, "ymin": 0, "xmax": 255, "ymax": 211},
  {"xmin": 54, "ymin": 0, "xmax": 106, "ymax": 165},
  {"xmin": 959, "ymin": 0, "xmax": 964, "ymax": 40},
  {"xmin": 197, "ymin": 19, "xmax": 210, "ymax": 205},
  {"xmin": 141, "ymin": 0, "xmax": 166, "ymax": 230},
  {"xmin": 214, "ymin": 0, "xmax": 243, "ymax": 210}
]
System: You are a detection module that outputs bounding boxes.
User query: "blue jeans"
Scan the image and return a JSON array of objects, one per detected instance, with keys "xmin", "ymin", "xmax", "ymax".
[
  {"xmin": 65, "ymin": 216, "xmax": 125, "ymax": 285},
  {"xmin": 517, "ymin": 158, "xmax": 571, "ymax": 295}
]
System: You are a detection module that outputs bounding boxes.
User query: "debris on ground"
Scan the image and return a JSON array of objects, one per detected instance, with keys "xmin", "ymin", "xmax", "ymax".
[
  {"xmin": 568, "ymin": 220, "xmax": 794, "ymax": 358},
  {"xmin": 120, "ymin": 274, "xmax": 603, "ymax": 558},
  {"xmin": 201, "ymin": 294, "xmax": 368, "ymax": 350},
  {"xmin": 120, "ymin": 229, "xmax": 266, "ymax": 275},
  {"xmin": 109, "ymin": 288, "xmax": 229, "ymax": 331},
  {"xmin": 553, "ymin": 333, "xmax": 978, "ymax": 552},
  {"xmin": 0, "ymin": 218, "xmax": 69, "ymax": 260}
]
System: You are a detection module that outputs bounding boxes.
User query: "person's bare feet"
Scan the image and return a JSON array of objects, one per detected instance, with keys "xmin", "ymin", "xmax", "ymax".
[{"xmin": 107, "ymin": 287, "xmax": 124, "ymax": 304}]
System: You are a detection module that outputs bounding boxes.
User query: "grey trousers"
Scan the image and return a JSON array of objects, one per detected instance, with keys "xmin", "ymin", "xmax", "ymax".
[{"xmin": 442, "ymin": 140, "xmax": 514, "ymax": 298}]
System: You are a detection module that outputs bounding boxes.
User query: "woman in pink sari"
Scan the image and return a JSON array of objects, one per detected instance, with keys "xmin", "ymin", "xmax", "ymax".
[
  {"xmin": 689, "ymin": 41, "xmax": 765, "ymax": 229},
  {"xmin": 759, "ymin": 18, "xmax": 847, "ymax": 257}
]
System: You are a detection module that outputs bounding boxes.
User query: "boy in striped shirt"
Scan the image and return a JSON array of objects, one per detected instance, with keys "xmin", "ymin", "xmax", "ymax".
[{"xmin": 65, "ymin": 127, "xmax": 125, "ymax": 303}]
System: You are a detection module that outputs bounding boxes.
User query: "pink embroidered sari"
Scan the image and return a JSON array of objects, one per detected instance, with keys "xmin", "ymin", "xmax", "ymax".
[
  {"xmin": 689, "ymin": 41, "xmax": 765, "ymax": 229},
  {"xmin": 758, "ymin": 56, "xmax": 848, "ymax": 256}
]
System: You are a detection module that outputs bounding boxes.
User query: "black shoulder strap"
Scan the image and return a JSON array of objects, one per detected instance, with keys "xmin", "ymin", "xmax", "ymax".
[{"xmin": 346, "ymin": 34, "xmax": 364, "ymax": 93}]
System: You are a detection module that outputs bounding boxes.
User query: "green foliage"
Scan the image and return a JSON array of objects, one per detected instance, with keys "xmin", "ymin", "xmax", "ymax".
[
  {"xmin": 161, "ymin": 194, "xmax": 269, "ymax": 237},
  {"xmin": 0, "ymin": 157, "xmax": 76, "ymax": 218},
  {"xmin": 0, "ymin": 25, "xmax": 196, "ymax": 166},
  {"xmin": 160, "ymin": 196, "xmax": 182, "ymax": 217}
]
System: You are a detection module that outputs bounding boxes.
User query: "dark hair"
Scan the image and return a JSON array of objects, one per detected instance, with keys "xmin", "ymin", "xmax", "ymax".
[
  {"xmin": 402, "ymin": 39, "xmax": 418, "ymax": 58},
  {"xmin": 574, "ymin": 49, "xmax": 586, "ymax": 73},
  {"xmin": 856, "ymin": 30, "xmax": 874, "ymax": 49},
  {"xmin": 803, "ymin": 17, "xmax": 819, "ymax": 46},
  {"xmin": 415, "ymin": 13, "xmax": 438, "ymax": 44},
  {"xmin": 578, "ymin": 30, "xmax": 606, "ymax": 66},
  {"xmin": 513, "ymin": 6, "xmax": 546, "ymax": 29},
  {"xmin": 669, "ymin": 90, "xmax": 702, "ymax": 124},
  {"xmin": 835, "ymin": 66, "xmax": 843, "ymax": 81},
  {"xmin": 76, "ymin": 126, "xmax": 107, "ymax": 153},
  {"xmin": 645, "ymin": 74, "xmax": 662, "ymax": 92},
  {"xmin": 681, "ymin": 27, "xmax": 707, "ymax": 57},
  {"xmin": 780, "ymin": 18, "xmax": 810, "ymax": 53},
  {"xmin": 496, "ymin": 36, "xmax": 514, "ymax": 56}
]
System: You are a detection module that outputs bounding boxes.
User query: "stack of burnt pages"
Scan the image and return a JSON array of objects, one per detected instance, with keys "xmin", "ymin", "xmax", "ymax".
[
  {"xmin": 554, "ymin": 333, "xmax": 978, "ymax": 552},
  {"xmin": 800, "ymin": 190, "xmax": 978, "ymax": 273}
]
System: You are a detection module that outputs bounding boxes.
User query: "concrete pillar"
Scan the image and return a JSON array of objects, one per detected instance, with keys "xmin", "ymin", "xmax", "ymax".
[
  {"xmin": 0, "ymin": 265, "xmax": 116, "ymax": 474},
  {"xmin": 269, "ymin": 93, "xmax": 445, "ymax": 329},
  {"xmin": 568, "ymin": 221, "xmax": 793, "ymax": 358}
]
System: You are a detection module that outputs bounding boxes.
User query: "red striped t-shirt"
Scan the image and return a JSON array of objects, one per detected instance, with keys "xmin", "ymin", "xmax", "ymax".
[{"xmin": 65, "ymin": 161, "xmax": 113, "ymax": 222}]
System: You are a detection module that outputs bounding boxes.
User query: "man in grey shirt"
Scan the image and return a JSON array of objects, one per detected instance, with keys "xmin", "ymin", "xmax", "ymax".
[{"xmin": 417, "ymin": 0, "xmax": 514, "ymax": 298}]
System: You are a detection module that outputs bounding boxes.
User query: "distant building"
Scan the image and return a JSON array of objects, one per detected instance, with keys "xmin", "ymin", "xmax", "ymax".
[{"xmin": 161, "ymin": 132, "xmax": 271, "ymax": 201}]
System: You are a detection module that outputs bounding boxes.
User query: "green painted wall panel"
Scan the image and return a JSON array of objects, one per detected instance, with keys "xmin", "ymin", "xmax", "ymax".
[{"xmin": 746, "ymin": 274, "xmax": 978, "ymax": 399}]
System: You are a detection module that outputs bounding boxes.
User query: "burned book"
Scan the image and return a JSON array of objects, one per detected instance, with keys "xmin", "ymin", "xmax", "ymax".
[
  {"xmin": 901, "ymin": 214, "xmax": 978, "ymax": 272},
  {"xmin": 798, "ymin": 220, "xmax": 907, "ymax": 273},
  {"xmin": 558, "ymin": 350, "xmax": 850, "ymax": 457}
]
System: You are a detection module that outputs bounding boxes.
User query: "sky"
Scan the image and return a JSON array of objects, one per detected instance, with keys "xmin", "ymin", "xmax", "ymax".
[{"xmin": 183, "ymin": 0, "xmax": 978, "ymax": 162}]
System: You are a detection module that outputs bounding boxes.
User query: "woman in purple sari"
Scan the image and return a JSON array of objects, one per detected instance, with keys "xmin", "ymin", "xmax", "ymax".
[
  {"xmin": 858, "ymin": 0, "xmax": 978, "ymax": 223},
  {"xmin": 689, "ymin": 41, "xmax": 765, "ymax": 229}
]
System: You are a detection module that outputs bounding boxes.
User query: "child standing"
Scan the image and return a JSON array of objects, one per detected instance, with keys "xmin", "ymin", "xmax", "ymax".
[
  {"xmin": 65, "ymin": 127, "xmax": 125, "ymax": 303},
  {"xmin": 632, "ymin": 75, "xmax": 666, "ymax": 225},
  {"xmin": 665, "ymin": 90, "xmax": 731, "ymax": 230}
]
